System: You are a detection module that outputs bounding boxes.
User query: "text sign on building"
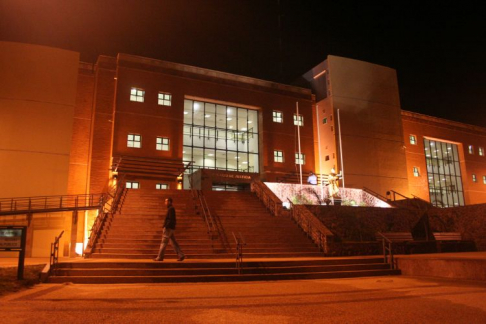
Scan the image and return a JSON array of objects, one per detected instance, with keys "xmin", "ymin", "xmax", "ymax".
[{"xmin": 0, "ymin": 227, "xmax": 23, "ymax": 250}]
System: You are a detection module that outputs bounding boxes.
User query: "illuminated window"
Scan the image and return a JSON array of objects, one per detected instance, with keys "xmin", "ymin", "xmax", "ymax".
[
  {"xmin": 479, "ymin": 147, "xmax": 484, "ymax": 156},
  {"xmin": 468, "ymin": 145, "xmax": 474, "ymax": 154},
  {"xmin": 295, "ymin": 153, "xmax": 305, "ymax": 165},
  {"xmin": 156, "ymin": 183, "xmax": 169, "ymax": 190},
  {"xmin": 156, "ymin": 137, "xmax": 170, "ymax": 151},
  {"xmin": 472, "ymin": 174, "xmax": 477, "ymax": 182},
  {"xmin": 130, "ymin": 88, "xmax": 144, "ymax": 102},
  {"xmin": 274, "ymin": 150, "xmax": 284, "ymax": 163},
  {"xmin": 323, "ymin": 118, "xmax": 327, "ymax": 124},
  {"xmin": 293, "ymin": 114, "xmax": 304, "ymax": 126},
  {"xmin": 127, "ymin": 134, "xmax": 141, "ymax": 148},
  {"xmin": 158, "ymin": 92, "xmax": 171, "ymax": 106},
  {"xmin": 410, "ymin": 135, "xmax": 417, "ymax": 145},
  {"xmin": 413, "ymin": 167, "xmax": 420, "ymax": 177},
  {"xmin": 483, "ymin": 176, "xmax": 486, "ymax": 184},
  {"xmin": 273, "ymin": 111, "xmax": 283, "ymax": 123},
  {"xmin": 126, "ymin": 181, "xmax": 139, "ymax": 189}
]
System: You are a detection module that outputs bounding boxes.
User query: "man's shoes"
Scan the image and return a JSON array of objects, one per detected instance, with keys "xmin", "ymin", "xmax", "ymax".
[
  {"xmin": 177, "ymin": 256, "xmax": 185, "ymax": 262},
  {"xmin": 153, "ymin": 258, "xmax": 163, "ymax": 262}
]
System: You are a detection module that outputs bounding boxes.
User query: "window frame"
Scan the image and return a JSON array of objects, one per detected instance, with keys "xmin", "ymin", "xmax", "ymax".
[
  {"xmin": 156, "ymin": 183, "xmax": 169, "ymax": 190},
  {"xmin": 127, "ymin": 134, "xmax": 142, "ymax": 148},
  {"xmin": 295, "ymin": 152, "xmax": 305, "ymax": 165},
  {"xmin": 468, "ymin": 145, "xmax": 474, "ymax": 155},
  {"xmin": 409, "ymin": 135, "xmax": 417, "ymax": 145},
  {"xmin": 156, "ymin": 137, "xmax": 170, "ymax": 151},
  {"xmin": 479, "ymin": 147, "xmax": 484, "ymax": 156},
  {"xmin": 293, "ymin": 114, "xmax": 304, "ymax": 126},
  {"xmin": 126, "ymin": 181, "xmax": 140, "ymax": 189},
  {"xmin": 274, "ymin": 150, "xmax": 284, "ymax": 163},
  {"xmin": 130, "ymin": 88, "xmax": 145, "ymax": 103},
  {"xmin": 158, "ymin": 92, "xmax": 172, "ymax": 106},
  {"xmin": 472, "ymin": 174, "xmax": 477, "ymax": 182},
  {"xmin": 272, "ymin": 110, "xmax": 283, "ymax": 123},
  {"xmin": 413, "ymin": 166, "xmax": 420, "ymax": 177}
]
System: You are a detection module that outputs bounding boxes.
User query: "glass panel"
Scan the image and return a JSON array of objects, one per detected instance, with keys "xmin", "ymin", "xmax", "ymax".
[
  {"xmin": 193, "ymin": 147, "xmax": 204, "ymax": 168},
  {"xmin": 204, "ymin": 103, "xmax": 216, "ymax": 127},
  {"xmin": 216, "ymin": 150, "xmax": 226, "ymax": 169},
  {"xmin": 184, "ymin": 100, "xmax": 193, "ymax": 124},
  {"xmin": 192, "ymin": 126, "xmax": 204, "ymax": 147},
  {"xmin": 216, "ymin": 105, "xmax": 227, "ymax": 128},
  {"xmin": 249, "ymin": 153, "xmax": 259, "ymax": 173},
  {"xmin": 227, "ymin": 151, "xmax": 238, "ymax": 171},
  {"xmin": 204, "ymin": 149, "xmax": 215, "ymax": 169},
  {"xmin": 248, "ymin": 133, "xmax": 258, "ymax": 153},
  {"xmin": 193, "ymin": 101, "xmax": 204, "ymax": 126},
  {"xmin": 204, "ymin": 128, "xmax": 216, "ymax": 149},
  {"xmin": 248, "ymin": 110, "xmax": 258, "ymax": 132},
  {"xmin": 216, "ymin": 129, "xmax": 227, "ymax": 150}
]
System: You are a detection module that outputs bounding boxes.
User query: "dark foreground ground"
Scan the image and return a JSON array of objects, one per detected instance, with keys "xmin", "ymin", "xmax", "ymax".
[{"xmin": 2, "ymin": 276, "xmax": 486, "ymax": 324}]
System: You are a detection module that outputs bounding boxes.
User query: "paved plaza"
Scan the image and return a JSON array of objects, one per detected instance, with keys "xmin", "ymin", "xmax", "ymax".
[{"xmin": 2, "ymin": 276, "xmax": 486, "ymax": 323}]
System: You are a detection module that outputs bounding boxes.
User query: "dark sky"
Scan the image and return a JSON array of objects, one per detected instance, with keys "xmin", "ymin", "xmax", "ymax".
[{"xmin": 1, "ymin": 0, "xmax": 485, "ymax": 127}]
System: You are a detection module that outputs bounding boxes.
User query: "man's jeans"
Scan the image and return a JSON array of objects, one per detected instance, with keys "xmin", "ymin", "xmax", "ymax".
[{"xmin": 156, "ymin": 228, "xmax": 184, "ymax": 260}]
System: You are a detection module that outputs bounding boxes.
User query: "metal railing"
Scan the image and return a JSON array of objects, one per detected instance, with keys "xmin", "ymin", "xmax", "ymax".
[
  {"xmin": 287, "ymin": 200, "xmax": 333, "ymax": 254},
  {"xmin": 251, "ymin": 180, "xmax": 283, "ymax": 217},
  {"xmin": 196, "ymin": 190, "xmax": 216, "ymax": 239},
  {"xmin": 84, "ymin": 178, "xmax": 127, "ymax": 256},
  {"xmin": 0, "ymin": 194, "xmax": 105, "ymax": 216},
  {"xmin": 377, "ymin": 232, "xmax": 394, "ymax": 269},
  {"xmin": 49, "ymin": 230, "xmax": 64, "ymax": 275},
  {"xmin": 232, "ymin": 232, "xmax": 246, "ymax": 274},
  {"xmin": 362, "ymin": 187, "xmax": 389, "ymax": 202}
]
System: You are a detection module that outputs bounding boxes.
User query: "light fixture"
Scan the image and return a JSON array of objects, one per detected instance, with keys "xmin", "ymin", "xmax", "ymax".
[
  {"xmin": 241, "ymin": 128, "xmax": 247, "ymax": 131},
  {"xmin": 205, "ymin": 114, "xmax": 211, "ymax": 118},
  {"xmin": 194, "ymin": 103, "xmax": 200, "ymax": 110},
  {"xmin": 184, "ymin": 111, "xmax": 188, "ymax": 115},
  {"xmin": 229, "ymin": 126, "xmax": 233, "ymax": 129},
  {"xmin": 243, "ymin": 161, "xmax": 248, "ymax": 164},
  {"xmin": 248, "ymin": 121, "xmax": 252, "ymax": 124},
  {"xmin": 227, "ymin": 117, "xmax": 232, "ymax": 121},
  {"xmin": 208, "ymin": 153, "xmax": 214, "ymax": 156}
]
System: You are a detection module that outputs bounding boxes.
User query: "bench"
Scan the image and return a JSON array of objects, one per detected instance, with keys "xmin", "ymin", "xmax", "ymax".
[
  {"xmin": 433, "ymin": 232, "xmax": 461, "ymax": 241},
  {"xmin": 378, "ymin": 232, "xmax": 413, "ymax": 243},
  {"xmin": 433, "ymin": 232, "xmax": 473, "ymax": 252}
]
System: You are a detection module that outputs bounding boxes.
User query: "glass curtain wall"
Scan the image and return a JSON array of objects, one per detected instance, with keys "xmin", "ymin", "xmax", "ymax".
[
  {"xmin": 424, "ymin": 138, "xmax": 464, "ymax": 207},
  {"xmin": 183, "ymin": 99, "xmax": 259, "ymax": 173}
]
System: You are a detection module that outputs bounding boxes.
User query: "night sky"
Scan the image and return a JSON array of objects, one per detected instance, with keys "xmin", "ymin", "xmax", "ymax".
[{"xmin": 1, "ymin": 0, "xmax": 485, "ymax": 127}]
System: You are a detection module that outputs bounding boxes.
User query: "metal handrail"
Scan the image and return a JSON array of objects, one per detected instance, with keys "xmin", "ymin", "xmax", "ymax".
[
  {"xmin": 377, "ymin": 232, "xmax": 394, "ymax": 269},
  {"xmin": 362, "ymin": 187, "xmax": 389, "ymax": 202},
  {"xmin": 84, "ymin": 177, "xmax": 127, "ymax": 256},
  {"xmin": 251, "ymin": 180, "xmax": 283, "ymax": 217},
  {"xmin": 49, "ymin": 230, "xmax": 64, "ymax": 275},
  {"xmin": 232, "ymin": 232, "xmax": 246, "ymax": 274},
  {"xmin": 287, "ymin": 200, "xmax": 332, "ymax": 254},
  {"xmin": 197, "ymin": 191, "xmax": 216, "ymax": 239},
  {"xmin": 0, "ymin": 194, "xmax": 105, "ymax": 216},
  {"xmin": 389, "ymin": 190, "xmax": 409, "ymax": 201}
]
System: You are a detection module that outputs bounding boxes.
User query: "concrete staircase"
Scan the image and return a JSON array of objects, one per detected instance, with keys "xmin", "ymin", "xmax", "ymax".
[
  {"xmin": 89, "ymin": 189, "xmax": 226, "ymax": 259},
  {"xmin": 48, "ymin": 188, "xmax": 400, "ymax": 283}
]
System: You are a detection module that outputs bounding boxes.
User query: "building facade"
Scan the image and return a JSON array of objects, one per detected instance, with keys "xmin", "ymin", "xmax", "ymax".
[{"xmin": 1, "ymin": 42, "xmax": 486, "ymax": 256}]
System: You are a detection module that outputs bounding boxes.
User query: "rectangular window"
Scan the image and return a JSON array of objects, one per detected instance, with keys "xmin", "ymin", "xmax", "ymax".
[
  {"xmin": 413, "ymin": 167, "xmax": 420, "ymax": 177},
  {"xmin": 156, "ymin": 137, "xmax": 170, "ymax": 151},
  {"xmin": 410, "ymin": 135, "xmax": 417, "ymax": 145},
  {"xmin": 273, "ymin": 111, "xmax": 283, "ymax": 123},
  {"xmin": 479, "ymin": 147, "xmax": 484, "ymax": 156},
  {"xmin": 325, "ymin": 155, "xmax": 330, "ymax": 161},
  {"xmin": 130, "ymin": 88, "xmax": 144, "ymax": 102},
  {"xmin": 323, "ymin": 118, "xmax": 327, "ymax": 124},
  {"xmin": 127, "ymin": 134, "xmax": 141, "ymax": 148},
  {"xmin": 295, "ymin": 153, "xmax": 305, "ymax": 165},
  {"xmin": 274, "ymin": 150, "xmax": 284, "ymax": 163},
  {"xmin": 483, "ymin": 175, "xmax": 486, "ymax": 184},
  {"xmin": 126, "ymin": 181, "xmax": 140, "ymax": 189},
  {"xmin": 158, "ymin": 92, "xmax": 172, "ymax": 106},
  {"xmin": 468, "ymin": 145, "xmax": 474, "ymax": 154},
  {"xmin": 293, "ymin": 114, "xmax": 304, "ymax": 126},
  {"xmin": 472, "ymin": 174, "xmax": 477, "ymax": 182},
  {"xmin": 156, "ymin": 183, "xmax": 169, "ymax": 190}
]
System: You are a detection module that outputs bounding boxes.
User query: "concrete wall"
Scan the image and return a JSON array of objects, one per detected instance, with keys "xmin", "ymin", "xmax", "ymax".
[{"xmin": 0, "ymin": 42, "xmax": 79, "ymax": 198}]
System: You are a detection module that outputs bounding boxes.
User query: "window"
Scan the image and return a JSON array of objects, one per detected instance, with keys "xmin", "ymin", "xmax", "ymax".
[
  {"xmin": 156, "ymin": 137, "xmax": 170, "ymax": 151},
  {"xmin": 293, "ymin": 114, "xmax": 304, "ymax": 126},
  {"xmin": 483, "ymin": 176, "xmax": 486, "ymax": 184},
  {"xmin": 468, "ymin": 145, "xmax": 474, "ymax": 154},
  {"xmin": 479, "ymin": 147, "xmax": 484, "ymax": 156},
  {"xmin": 158, "ymin": 92, "xmax": 171, "ymax": 106},
  {"xmin": 325, "ymin": 155, "xmax": 330, "ymax": 161},
  {"xmin": 413, "ymin": 167, "xmax": 420, "ymax": 177},
  {"xmin": 472, "ymin": 174, "xmax": 477, "ymax": 182},
  {"xmin": 295, "ymin": 153, "xmax": 305, "ymax": 165},
  {"xmin": 130, "ymin": 88, "xmax": 144, "ymax": 102},
  {"xmin": 273, "ymin": 111, "xmax": 283, "ymax": 123},
  {"xmin": 127, "ymin": 134, "xmax": 141, "ymax": 148},
  {"xmin": 126, "ymin": 181, "xmax": 139, "ymax": 189},
  {"xmin": 156, "ymin": 183, "xmax": 169, "ymax": 190},
  {"xmin": 274, "ymin": 150, "xmax": 284, "ymax": 163},
  {"xmin": 323, "ymin": 118, "xmax": 327, "ymax": 124},
  {"xmin": 410, "ymin": 135, "xmax": 417, "ymax": 145}
]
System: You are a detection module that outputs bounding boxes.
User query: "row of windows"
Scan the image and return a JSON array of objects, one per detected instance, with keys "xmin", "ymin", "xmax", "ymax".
[
  {"xmin": 274, "ymin": 150, "xmax": 306, "ymax": 165},
  {"xmin": 409, "ymin": 135, "xmax": 484, "ymax": 156},
  {"xmin": 126, "ymin": 181, "xmax": 169, "ymax": 189},
  {"xmin": 413, "ymin": 165, "xmax": 486, "ymax": 183},
  {"xmin": 130, "ymin": 88, "xmax": 172, "ymax": 106},
  {"xmin": 272, "ymin": 111, "xmax": 304, "ymax": 126},
  {"xmin": 472, "ymin": 174, "xmax": 486, "ymax": 184},
  {"xmin": 128, "ymin": 134, "xmax": 170, "ymax": 151}
]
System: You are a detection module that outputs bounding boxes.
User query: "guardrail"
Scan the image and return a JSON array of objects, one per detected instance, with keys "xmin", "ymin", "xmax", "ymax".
[
  {"xmin": 251, "ymin": 180, "xmax": 283, "ymax": 217},
  {"xmin": 49, "ymin": 230, "xmax": 64, "ymax": 275},
  {"xmin": 0, "ymin": 194, "xmax": 105, "ymax": 216},
  {"xmin": 377, "ymin": 232, "xmax": 394, "ymax": 269},
  {"xmin": 287, "ymin": 200, "xmax": 333, "ymax": 254},
  {"xmin": 232, "ymin": 232, "xmax": 246, "ymax": 274}
]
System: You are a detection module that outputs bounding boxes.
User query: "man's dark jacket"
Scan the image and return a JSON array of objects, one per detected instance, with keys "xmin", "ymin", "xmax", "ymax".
[{"xmin": 164, "ymin": 205, "xmax": 176, "ymax": 229}]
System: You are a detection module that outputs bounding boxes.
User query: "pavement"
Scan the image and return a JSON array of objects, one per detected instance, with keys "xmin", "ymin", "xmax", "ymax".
[{"xmin": 1, "ymin": 276, "xmax": 486, "ymax": 323}]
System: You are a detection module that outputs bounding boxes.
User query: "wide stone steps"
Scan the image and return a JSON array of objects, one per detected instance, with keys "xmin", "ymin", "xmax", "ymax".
[
  {"xmin": 89, "ymin": 251, "xmax": 324, "ymax": 259},
  {"xmin": 48, "ymin": 258, "xmax": 400, "ymax": 283}
]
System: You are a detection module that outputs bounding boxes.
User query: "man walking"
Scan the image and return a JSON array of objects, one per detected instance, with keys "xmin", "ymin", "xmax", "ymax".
[{"xmin": 154, "ymin": 197, "xmax": 185, "ymax": 261}]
